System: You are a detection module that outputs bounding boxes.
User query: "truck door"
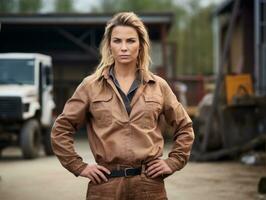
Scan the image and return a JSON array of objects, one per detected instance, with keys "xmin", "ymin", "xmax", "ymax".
[{"xmin": 40, "ymin": 63, "xmax": 54, "ymax": 127}]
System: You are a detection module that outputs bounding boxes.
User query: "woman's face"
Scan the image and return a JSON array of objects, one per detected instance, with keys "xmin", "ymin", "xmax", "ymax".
[{"xmin": 110, "ymin": 25, "xmax": 140, "ymax": 66}]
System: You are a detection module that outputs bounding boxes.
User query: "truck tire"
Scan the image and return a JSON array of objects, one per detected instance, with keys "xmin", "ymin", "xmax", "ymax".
[
  {"xmin": 20, "ymin": 119, "xmax": 41, "ymax": 159},
  {"xmin": 43, "ymin": 127, "xmax": 54, "ymax": 156}
]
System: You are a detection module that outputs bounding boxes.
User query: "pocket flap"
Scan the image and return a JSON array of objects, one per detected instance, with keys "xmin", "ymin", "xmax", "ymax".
[
  {"xmin": 144, "ymin": 94, "xmax": 162, "ymax": 104},
  {"xmin": 92, "ymin": 92, "xmax": 113, "ymax": 103}
]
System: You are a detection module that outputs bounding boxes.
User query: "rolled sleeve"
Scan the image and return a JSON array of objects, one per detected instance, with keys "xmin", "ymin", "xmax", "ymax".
[{"xmin": 51, "ymin": 80, "xmax": 89, "ymax": 177}]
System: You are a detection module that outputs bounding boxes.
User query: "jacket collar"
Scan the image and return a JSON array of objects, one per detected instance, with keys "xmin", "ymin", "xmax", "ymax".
[
  {"xmin": 98, "ymin": 66, "xmax": 155, "ymax": 83},
  {"xmin": 142, "ymin": 70, "xmax": 155, "ymax": 83}
]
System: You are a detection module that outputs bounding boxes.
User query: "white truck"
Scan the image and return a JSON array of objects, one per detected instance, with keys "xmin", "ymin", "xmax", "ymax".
[{"xmin": 0, "ymin": 53, "xmax": 55, "ymax": 159}]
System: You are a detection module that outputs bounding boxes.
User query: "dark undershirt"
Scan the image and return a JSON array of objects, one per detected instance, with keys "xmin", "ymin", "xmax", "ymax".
[{"xmin": 109, "ymin": 66, "xmax": 140, "ymax": 115}]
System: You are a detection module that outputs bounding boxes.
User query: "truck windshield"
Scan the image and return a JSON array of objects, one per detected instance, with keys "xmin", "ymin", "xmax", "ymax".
[{"xmin": 0, "ymin": 59, "xmax": 35, "ymax": 85}]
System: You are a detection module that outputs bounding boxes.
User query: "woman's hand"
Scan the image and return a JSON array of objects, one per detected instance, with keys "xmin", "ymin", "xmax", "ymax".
[
  {"xmin": 80, "ymin": 164, "xmax": 111, "ymax": 184},
  {"xmin": 146, "ymin": 159, "xmax": 173, "ymax": 178}
]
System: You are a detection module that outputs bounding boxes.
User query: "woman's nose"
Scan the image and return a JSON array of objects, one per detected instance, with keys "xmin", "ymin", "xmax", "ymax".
[{"xmin": 121, "ymin": 42, "xmax": 128, "ymax": 51}]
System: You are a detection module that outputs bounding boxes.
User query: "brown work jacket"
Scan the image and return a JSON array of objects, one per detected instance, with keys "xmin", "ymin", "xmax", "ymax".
[{"xmin": 51, "ymin": 67, "xmax": 195, "ymax": 177}]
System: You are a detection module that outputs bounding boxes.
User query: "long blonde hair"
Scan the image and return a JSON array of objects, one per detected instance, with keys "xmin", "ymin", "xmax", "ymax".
[{"xmin": 95, "ymin": 12, "xmax": 151, "ymax": 79}]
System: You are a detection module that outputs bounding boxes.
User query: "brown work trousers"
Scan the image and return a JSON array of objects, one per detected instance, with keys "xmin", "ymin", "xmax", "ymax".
[{"xmin": 86, "ymin": 165, "xmax": 167, "ymax": 200}]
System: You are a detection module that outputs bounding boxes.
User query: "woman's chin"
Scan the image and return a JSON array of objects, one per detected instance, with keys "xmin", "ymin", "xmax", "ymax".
[{"xmin": 117, "ymin": 59, "xmax": 135, "ymax": 65}]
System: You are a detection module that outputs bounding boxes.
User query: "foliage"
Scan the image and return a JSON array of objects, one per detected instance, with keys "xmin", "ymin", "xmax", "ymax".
[
  {"xmin": 0, "ymin": 0, "xmax": 17, "ymax": 13},
  {"xmin": 176, "ymin": 5, "xmax": 214, "ymax": 75},
  {"xmin": 0, "ymin": 0, "xmax": 42, "ymax": 13},
  {"xmin": 0, "ymin": 0, "xmax": 75, "ymax": 13},
  {"xmin": 55, "ymin": 0, "xmax": 74, "ymax": 13},
  {"xmin": 18, "ymin": 0, "xmax": 42, "ymax": 13}
]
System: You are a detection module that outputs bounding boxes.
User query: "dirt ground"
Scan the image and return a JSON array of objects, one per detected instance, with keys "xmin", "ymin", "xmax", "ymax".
[{"xmin": 0, "ymin": 138, "xmax": 265, "ymax": 200}]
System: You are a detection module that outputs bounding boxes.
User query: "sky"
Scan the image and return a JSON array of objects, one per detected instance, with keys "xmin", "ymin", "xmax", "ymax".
[{"xmin": 200, "ymin": 0, "xmax": 225, "ymax": 7}]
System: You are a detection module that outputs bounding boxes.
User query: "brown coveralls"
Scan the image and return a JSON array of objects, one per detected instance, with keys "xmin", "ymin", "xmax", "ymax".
[{"xmin": 51, "ymin": 67, "xmax": 195, "ymax": 200}]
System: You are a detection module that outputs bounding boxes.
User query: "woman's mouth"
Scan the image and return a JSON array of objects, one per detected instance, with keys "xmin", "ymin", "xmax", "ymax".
[{"xmin": 119, "ymin": 55, "xmax": 130, "ymax": 58}]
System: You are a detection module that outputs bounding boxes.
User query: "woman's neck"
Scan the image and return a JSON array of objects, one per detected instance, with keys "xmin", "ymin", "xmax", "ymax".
[{"xmin": 114, "ymin": 62, "xmax": 137, "ymax": 78}]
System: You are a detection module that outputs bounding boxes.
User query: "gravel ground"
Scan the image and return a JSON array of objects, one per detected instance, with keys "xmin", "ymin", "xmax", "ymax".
[{"xmin": 0, "ymin": 138, "xmax": 265, "ymax": 200}]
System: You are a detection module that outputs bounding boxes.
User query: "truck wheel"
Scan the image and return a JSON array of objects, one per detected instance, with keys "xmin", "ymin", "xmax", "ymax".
[
  {"xmin": 20, "ymin": 119, "xmax": 41, "ymax": 159},
  {"xmin": 43, "ymin": 127, "xmax": 54, "ymax": 156}
]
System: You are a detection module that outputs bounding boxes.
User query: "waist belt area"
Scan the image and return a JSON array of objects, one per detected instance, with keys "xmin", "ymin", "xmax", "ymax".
[{"xmin": 105, "ymin": 167, "xmax": 142, "ymax": 178}]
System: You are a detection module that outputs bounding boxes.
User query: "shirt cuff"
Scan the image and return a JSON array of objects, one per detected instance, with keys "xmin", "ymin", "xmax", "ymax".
[
  {"xmin": 164, "ymin": 157, "xmax": 183, "ymax": 172},
  {"xmin": 67, "ymin": 158, "xmax": 88, "ymax": 177}
]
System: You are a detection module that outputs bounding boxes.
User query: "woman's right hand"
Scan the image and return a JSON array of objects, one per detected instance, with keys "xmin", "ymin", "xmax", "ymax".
[{"xmin": 80, "ymin": 164, "xmax": 111, "ymax": 184}]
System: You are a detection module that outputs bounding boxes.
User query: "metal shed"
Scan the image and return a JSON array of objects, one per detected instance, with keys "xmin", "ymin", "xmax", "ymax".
[
  {"xmin": 0, "ymin": 13, "xmax": 174, "ymax": 113},
  {"xmin": 212, "ymin": 0, "xmax": 266, "ymax": 95}
]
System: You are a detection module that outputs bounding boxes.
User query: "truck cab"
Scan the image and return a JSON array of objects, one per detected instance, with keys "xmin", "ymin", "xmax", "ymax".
[{"xmin": 0, "ymin": 53, "xmax": 55, "ymax": 158}]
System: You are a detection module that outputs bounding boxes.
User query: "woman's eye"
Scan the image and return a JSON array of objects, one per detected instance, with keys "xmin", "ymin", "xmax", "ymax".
[
  {"xmin": 128, "ymin": 40, "xmax": 135, "ymax": 43},
  {"xmin": 113, "ymin": 40, "xmax": 120, "ymax": 43}
]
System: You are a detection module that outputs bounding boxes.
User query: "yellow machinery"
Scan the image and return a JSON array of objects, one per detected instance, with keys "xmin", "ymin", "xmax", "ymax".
[
  {"xmin": 225, "ymin": 74, "xmax": 254, "ymax": 105},
  {"xmin": 192, "ymin": 0, "xmax": 266, "ymax": 161}
]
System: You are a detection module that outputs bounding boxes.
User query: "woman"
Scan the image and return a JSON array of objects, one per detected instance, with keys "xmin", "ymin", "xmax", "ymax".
[{"xmin": 51, "ymin": 12, "xmax": 194, "ymax": 200}]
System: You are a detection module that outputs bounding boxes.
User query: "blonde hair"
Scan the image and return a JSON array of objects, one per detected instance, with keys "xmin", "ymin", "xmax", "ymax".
[{"xmin": 95, "ymin": 12, "xmax": 151, "ymax": 79}]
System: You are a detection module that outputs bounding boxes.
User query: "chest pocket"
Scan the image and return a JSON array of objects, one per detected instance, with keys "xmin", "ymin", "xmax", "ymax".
[
  {"xmin": 90, "ymin": 93, "xmax": 113, "ymax": 128},
  {"xmin": 142, "ymin": 94, "xmax": 163, "ymax": 129}
]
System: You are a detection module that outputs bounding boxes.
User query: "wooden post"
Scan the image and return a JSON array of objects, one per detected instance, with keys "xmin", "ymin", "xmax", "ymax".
[
  {"xmin": 161, "ymin": 25, "xmax": 169, "ymax": 78},
  {"xmin": 201, "ymin": 0, "xmax": 241, "ymax": 152}
]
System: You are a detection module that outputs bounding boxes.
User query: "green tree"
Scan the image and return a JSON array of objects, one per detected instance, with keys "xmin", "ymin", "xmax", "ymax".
[
  {"xmin": 0, "ymin": 0, "xmax": 42, "ymax": 13},
  {"xmin": 55, "ymin": 0, "xmax": 75, "ymax": 13},
  {"xmin": 18, "ymin": 0, "xmax": 42, "ymax": 13},
  {"xmin": 0, "ymin": 0, "xmax": 17, "ymax": 13},
  {"xmin": 175, "ymin": 4, "xmax": 214, "ymax": 75}
]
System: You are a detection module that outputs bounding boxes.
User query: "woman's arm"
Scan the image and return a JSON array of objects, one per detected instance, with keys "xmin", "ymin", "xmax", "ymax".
[
  {"xmin": 146, "ymin": 78, "xmax": 195, "ymax": 178},
  {"xmin": 51, "ymin": 80, "xmax": 89, "ymax": 177},
  {"xmin": 162, "ymin": 80, "xmax": 195, "ymax": 173}
]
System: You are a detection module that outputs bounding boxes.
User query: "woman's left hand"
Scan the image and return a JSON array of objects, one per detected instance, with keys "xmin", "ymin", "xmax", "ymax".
[{"xmin": 146, "ymin": 159, "xmax": 173, "ymax": 178}]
